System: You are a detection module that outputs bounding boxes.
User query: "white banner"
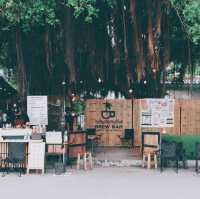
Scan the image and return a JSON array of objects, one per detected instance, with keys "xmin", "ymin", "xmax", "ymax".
[
  {"xmin": 27, "ymin": 96, "xmax": 48, "ymax": 125},
  {"xmin": 140, "ymin": 99, "xmax": 174, "ymax": 128}
]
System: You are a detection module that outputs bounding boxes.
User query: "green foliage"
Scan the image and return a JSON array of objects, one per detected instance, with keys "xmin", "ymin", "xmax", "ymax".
[
  {"xmin": 162, "ymin": 135, "xmax": 200, "ymax": 159},
  {"xmin": 72, "ymin": 101, "xmax": 85, "ymax": 115},
  {"xmin": 0, "ymin": 0, "xmax": 116, "ymax": 29},
  {"xmin": 67, "ymin": 0, "xmax": 99, "ymax": 22},
  {"xmin": 66, "ymin": 0, "xmax": 115, "ymax": 22},
  {"xmin": 0, "ymin": 0, "xmax": 59, "ymax": 31},
  {"xmin": 170, "ymin": 0, "xmax": 200, "ymax": 44},
  {"xmin": 183, "ymin": 1, "xmax": 200, "ymax": 44}
]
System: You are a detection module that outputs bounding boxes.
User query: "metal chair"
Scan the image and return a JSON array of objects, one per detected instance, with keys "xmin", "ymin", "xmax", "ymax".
[
  {"xmin": 2, "ymin": 142, "xmax": 27, "ymax": 177},
  {"xmin": 86, "ymin": 128, "xmax": 98, "ymax": 156},
  {"xmin": 160, "ymin": 141, "xmax": 179, "ymax": 173},
  {"xmin": 176, "ymin": 142, "xmax": 187, "ymax": 169},
  {"xmin": 120, "ymin": 129, "xmax": 134, "ymax": 148},
  {"xmin": 195, "ymin": 142, "xmax": 200, "ymax": 173}
]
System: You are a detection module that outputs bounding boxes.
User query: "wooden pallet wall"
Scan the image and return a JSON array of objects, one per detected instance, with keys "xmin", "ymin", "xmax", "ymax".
[
  {"xmin": 85, "ymin": 99, "xmax": 200, "ymax": 146},
  {"xmin": 85, "ymin": 99, "xmax": 133, "ymax": 146}
]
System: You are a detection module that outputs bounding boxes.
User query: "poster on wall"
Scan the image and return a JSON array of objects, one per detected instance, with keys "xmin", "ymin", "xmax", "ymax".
[
  {"xmin": 27, "ymin": 96, "xmax": 48, "ymax": 125},
  {"xmin": 140, "ymin": 99, "xmax": 174, "ymax": 128}
]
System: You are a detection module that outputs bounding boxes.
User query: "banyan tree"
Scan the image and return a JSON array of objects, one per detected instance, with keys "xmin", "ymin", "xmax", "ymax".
[{"xmin": 0, "ymin": 0, "xmax": 199, "ymax": 99}]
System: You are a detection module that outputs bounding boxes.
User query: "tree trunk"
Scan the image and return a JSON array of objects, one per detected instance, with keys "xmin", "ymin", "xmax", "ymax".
[
  {"xmin": 122, "ymin": 0, "xmax": 132, "ymax": 87},
  {"xmin": 156, "ymin": 0, "xmax": 162, "ymax": 37},
  {"xmin": 64, "ymin": 6, "xmax": 76, "ymax": 84},
  {"xmin": 147, "ymin": 0, "xmax": 156, "ymax": 74},
  {"xmin": 16, "ymin": 28, "xmax": 27, "ymax": 99},
  {"xmin": 155, "ymin": 0, "xmax": 162, "ymax": 72},
  {"xmin": 130, "ymin": 0, "xmax": 145, "ymax": 81},
  {"xmin": 163, "ymin": 6, "xmax": 170, "ymax": 85},
  {"xmin": 44, "ymin": 26, "xmax": 54, "ymax": 74}
]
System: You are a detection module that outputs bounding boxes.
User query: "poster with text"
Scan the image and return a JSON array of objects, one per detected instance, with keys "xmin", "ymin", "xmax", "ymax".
[
  {"xmin": 140, "ymin": 99, "xmax": 174, "ymax": 128},
  {"xmin": 27, "ymin": 96, "xmax": 48, "ymax": 125}
]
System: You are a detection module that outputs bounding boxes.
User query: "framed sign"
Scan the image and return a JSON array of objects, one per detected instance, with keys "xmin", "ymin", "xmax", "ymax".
[
  {"xmin": 27, "ymin": 96, "xmax": 48, "ymax": 125},
  {"xmin": 140, "ymin": 99, "xmax": 174, "ymax": 128}
]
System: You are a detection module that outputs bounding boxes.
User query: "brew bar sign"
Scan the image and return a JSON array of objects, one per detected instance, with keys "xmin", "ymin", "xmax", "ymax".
[
  {"xmin": 85, "ymin": 99, "xmax": 132, "ymax": 146},
  {"xmin": 95, "ymin": 102, "xmax": 123, "ymax": 130},
  {"xmin": 85, "ymin": 100, "xmax": 132, "ymax": 134}
]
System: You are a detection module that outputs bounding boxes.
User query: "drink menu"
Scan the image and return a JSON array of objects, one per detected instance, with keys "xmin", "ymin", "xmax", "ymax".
[{"xmin": 27, "ymin": 96, "xmax": 48, "ymax": 125}]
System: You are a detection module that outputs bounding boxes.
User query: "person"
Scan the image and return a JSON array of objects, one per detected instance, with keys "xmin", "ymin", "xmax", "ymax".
[
  {"xmin": 2, "ymin": 110, "xmax": 7, "ymax": 127},
  {"xmin": 20, "ymin": 110, "xmax": 30, "ymax": 126},
  {"xmin": 0, "ymin": 110, "xmax": 3, "ymax": 128},
  {"xmin": 15, "ymin": 107, "xmax": 30, "ymax": 128},
  {"xmin": 6, "ymin": 106, "xmax": 15, "ymax": 127},
  {"xmin": 65, "ymin": 107, "xmax": 74, "ymax": 131}
]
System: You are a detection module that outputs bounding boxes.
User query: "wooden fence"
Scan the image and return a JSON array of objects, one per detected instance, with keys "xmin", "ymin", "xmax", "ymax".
[{"xmin": 85, "ymin": 99, "xmax": 200, "ymax": 146}]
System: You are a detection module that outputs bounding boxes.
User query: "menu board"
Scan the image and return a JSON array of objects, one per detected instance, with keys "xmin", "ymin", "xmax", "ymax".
[
  {"xmin": 140, "ymin": 99, "xmax": 174, "ymax": 128},
  {"xmin": 27, "ymin": 96, "xmax": 48, "ymax": 125}
]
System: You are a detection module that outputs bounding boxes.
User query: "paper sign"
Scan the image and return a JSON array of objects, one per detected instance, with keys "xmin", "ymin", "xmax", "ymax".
[
  {"xmin": 27, "ymin": 96, "xmax": 48, "ymax": 125},
  {"xmin": 140, "ymin": 99, "xmax": 174, "ymax": 128}
]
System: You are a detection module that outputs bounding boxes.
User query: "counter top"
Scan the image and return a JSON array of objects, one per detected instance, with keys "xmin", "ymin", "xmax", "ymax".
[{"xmin": 0, "ymin": 128, "xmax": 32, "ymax": 136}]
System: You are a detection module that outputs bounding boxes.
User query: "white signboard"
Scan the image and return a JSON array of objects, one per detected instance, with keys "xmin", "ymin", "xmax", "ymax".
[
  {"xmin": 140, "ymin": 99, "xmax": 174, "ymax": 128},
  {"xmin": 46, "ymin": 131, "xmax": 62, "ymax": 144},
  {"xmin": 27, "ymin": 96, "xmax": 48, "ymax": 125}
]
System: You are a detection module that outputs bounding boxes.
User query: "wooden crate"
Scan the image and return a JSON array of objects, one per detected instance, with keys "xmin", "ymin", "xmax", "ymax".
[{"xmin": 68, "ymin": 130, "xmax": 86, "ymax": 159}]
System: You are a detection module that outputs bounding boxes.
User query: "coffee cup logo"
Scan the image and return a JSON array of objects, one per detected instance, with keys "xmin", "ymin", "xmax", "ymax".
[{"xmin": 101, "ymin": 102, "xmax": 115, "ymax": 119}]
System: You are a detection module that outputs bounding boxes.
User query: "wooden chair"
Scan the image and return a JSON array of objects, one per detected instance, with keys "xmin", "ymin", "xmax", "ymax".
[
  {"xmin": 142, "ymin": 148, "xmax": 158, "ymax": 169},
  {"xmin": 141, "ymin": 132, "xmax": 160, "ymax": 169},
  {"xmin": 77, "ymin": 152, "xmax": 93, "ymax": 170}
]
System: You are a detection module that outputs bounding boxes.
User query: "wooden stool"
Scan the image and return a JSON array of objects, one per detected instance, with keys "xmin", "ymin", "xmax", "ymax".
[
  {"xmin": 142, "ymin": 151, "xmax": 158, "ymax": 169},
  {"xmin": 77, "ymin": 152, "xmax": 93, "ymax": 170}
]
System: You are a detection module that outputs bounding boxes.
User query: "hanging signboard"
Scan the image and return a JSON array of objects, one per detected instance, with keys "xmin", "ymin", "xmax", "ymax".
[
  {"xmin": 140, "ymin": 99, "xmax": 174, "ymax": 128},
  {"xmin": 27, "ymin": 96, "xmax": 48, "ymax": 125},
  {"xmin": 85, "ymin": 100, "xmax": 133, "ymax": 146}
]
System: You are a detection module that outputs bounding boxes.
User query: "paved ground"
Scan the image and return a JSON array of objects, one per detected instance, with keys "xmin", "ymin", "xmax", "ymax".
[{"xmin": 0, "ymin": 167, "xmax": 200, "ymax": 199}]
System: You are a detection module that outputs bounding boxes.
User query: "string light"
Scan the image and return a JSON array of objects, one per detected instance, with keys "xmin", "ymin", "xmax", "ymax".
[
  {"xmin": 98, "ymin": 78, "xmax": 102, "ymax": 83},
  {"xmin": 62, "ymin": 81, "xmax": 66, "ymax": 85},
  {"xmin": 128, "ymin": 89, "xmax": 133, "ymax": 94}
]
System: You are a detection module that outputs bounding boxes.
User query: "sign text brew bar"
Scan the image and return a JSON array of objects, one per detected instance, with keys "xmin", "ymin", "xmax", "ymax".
[{"xmin": 85, "ymin": 100, "xmax": 132, "ymax": 146}]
